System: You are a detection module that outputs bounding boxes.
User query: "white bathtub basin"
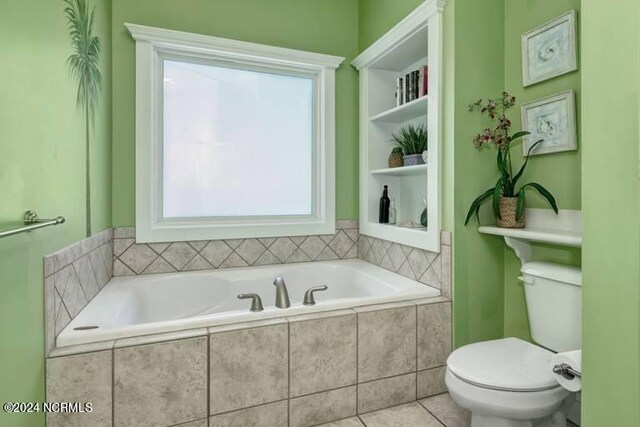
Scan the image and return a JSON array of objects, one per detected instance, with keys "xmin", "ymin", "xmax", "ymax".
[{"xmin": 58, "ymin": 259, "xmax": 439, "ymax": 347}]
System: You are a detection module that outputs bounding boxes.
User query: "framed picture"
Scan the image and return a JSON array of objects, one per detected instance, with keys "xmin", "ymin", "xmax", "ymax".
[
  {"xmin": 522, "ymin": 10, "xmax": 577, "ymax": 87},
  {"xmin": 521, "ymin": 90, "xmax": 577, "ymax": 156}
]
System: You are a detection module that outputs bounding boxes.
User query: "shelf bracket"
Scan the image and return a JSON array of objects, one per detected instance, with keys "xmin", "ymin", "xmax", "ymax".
[{"xmin": 504, "ymin": 236, "xmax": 532, "ymax": 267}]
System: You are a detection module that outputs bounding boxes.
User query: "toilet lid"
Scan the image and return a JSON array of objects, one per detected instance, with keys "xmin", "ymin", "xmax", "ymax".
[{"xmin": 447, "ymin": 337, "xmax": 559, "ymax": 391}]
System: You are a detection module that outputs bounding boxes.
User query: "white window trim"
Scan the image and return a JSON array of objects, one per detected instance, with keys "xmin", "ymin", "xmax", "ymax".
[{"xmin": 126, "ymin": 24, "xmax": 344, "ymax": 243}]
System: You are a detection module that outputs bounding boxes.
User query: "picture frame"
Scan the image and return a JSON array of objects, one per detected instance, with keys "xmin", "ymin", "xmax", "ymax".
[
  {"xmin": 521, "ymin": 10, "xmax": 577, "ymax": 87},
  {"xmin": 521, "ymin": 90, "xmax": 577, "ymax": 156}
]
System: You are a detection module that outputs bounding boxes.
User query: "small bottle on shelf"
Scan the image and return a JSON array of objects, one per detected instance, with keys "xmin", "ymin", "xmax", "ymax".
[
  {"xmin": 389, "ymin": 198, "xmax": 397, "ymax": 225},
  {"xmin": 378, "ymin": 185, "xmax": 390, "ymax": 223}
]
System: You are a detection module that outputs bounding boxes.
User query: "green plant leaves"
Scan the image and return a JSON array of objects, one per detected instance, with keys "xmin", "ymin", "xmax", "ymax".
[
  {"xmin": 493, "ymin": 176, "xmax": 504, "ymax": 219},
  {"xmin": 512, "ymin": 139, "xmax": 544, "ymax": 187},
  {"xmin": 464, "ymin": 188, "xmax": 495, "ymax": 225},
  {"xmin": 510, "ymin": 131, "xmax": 531, "ymax": 143},
  {"xmin": 522, "ymin": 182, "xmax": 559, "ymax": 213},
  {"xmin": 390, "ymin": 124, "xmax": 428, "ymax": 155},
  {"xmin": 516, "ymin": 190, "xmax": 526, "ymax": 220}
]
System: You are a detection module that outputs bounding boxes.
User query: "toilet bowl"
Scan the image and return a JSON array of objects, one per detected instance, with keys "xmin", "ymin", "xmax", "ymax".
[{"xmin": 445, "ymin": 338, "xmax": 574, "ymax": 427}]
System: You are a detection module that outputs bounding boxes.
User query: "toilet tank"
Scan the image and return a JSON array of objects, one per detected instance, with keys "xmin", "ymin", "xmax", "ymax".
[{"xmin": 520, "ymin": 262, "xmax": 582, "ymax": 352}]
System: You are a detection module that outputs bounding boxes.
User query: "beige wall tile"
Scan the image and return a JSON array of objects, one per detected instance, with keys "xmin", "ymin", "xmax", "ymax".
[
  {"xmin": 290, "ymin": 386, "xmax": 357, "ymax": 427},
  {"xmin": 209, "ymin": 401, "xmax": 288, "ymax": 427},
  {"xmin": 46, "ymin": 350, "xmax": 112, "ymax": 427},
  {"xmin": 289, "ymin": 313, "xmax": 357, "ymax": 396},
  {"xmin": 417, "ymin": 302, "xmax": 451, "ymax": 370},
  {"xmin": 358, "ymin": 306, "xmax": 416, "ymax": 382},
  {"xmin": 417, "ymin": 367, "xmax": 447, "ymax": 399},
  {"xmin": 209, "ymin": 324, "xmax": 288, "ymax": 414},
  {"xmin": 357, "ymin": 373, "xmax": 416, "ymax": 414},
  {"xmin": 114, "ymin": 337, "xmax": 208, "ymax": 427}
]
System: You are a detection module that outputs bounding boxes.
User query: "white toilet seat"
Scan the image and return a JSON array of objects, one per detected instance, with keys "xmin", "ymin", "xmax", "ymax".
[
  {"xmin": 445, "ymin": 338, "xmax": 573, "ymax": 427},
  {"xmin": 447, "ymin": 337, "xmax": 559, "ymax": 392}
]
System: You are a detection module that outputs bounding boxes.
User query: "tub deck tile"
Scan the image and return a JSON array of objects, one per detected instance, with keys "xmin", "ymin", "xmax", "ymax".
[
  {"xmin": 114, "ymin": 328, "xmax": 208, "ymax": 349},
  {"xmin": 49, "ymin": 340, "xmax": 115, "ymax": 358}
]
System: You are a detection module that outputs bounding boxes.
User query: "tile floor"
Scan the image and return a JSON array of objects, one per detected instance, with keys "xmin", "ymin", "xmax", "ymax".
[
  {"xmin": 317, "ymin": 393, "xmax": 579, "ymax": 427},
  {"xmin": 317, "ymin": 393, "xmax": 471, "ymax": 427}
]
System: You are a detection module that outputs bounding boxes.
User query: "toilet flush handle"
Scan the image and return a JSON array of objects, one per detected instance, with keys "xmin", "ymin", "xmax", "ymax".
[{"xmin": 517, "ymin": 276, "xmax": 535, "ymax": 285}]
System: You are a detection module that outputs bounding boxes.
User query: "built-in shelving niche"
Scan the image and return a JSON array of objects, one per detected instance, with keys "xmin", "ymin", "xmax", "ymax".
[{"xmin": 352, "ymin": 0, "xmax": 444, "ymax": 252}]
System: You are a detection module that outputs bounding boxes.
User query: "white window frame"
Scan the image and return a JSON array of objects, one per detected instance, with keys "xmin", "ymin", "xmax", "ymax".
[{"xmin": 126, "ymin": 24, "xmax": 343, "ymax": 243}]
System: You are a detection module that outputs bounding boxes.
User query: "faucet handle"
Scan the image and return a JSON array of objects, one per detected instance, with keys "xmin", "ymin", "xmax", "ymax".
[
  {"xmin": 274, "ymin": 276, "xmax": 285, "ymax": 286},
  {"xmin": 237, "ymin": 293, "xmax": 264, "ymax": 312},
  {"xmin": 303, "ymin": 285, "xmax": 328, "ymax": 306}
]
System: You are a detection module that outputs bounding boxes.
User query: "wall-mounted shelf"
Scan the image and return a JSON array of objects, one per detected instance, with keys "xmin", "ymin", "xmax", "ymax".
[
  {"xmin": 478, "ymin": 208, "xmax": 582, "ymax": 266},
  {"xmin": 370, "ymin": 96, "xmax": 427, "ymax": 123},
  {"xmin": 370, "ymin": 164, "xmax": 427, "ymax": 176},
  {"xmin": 478, "ymin": 226, "xmax": 581, "ymax": 247}
]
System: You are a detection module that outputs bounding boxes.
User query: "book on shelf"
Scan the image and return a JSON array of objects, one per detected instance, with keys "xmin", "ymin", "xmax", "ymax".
[{"xmin": 395, "ymin": 66, "xmax": 428, "ymax": 107}]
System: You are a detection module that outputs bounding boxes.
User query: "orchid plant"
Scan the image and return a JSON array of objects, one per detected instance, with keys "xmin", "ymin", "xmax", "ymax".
[{"xmin": 464, "ymin": 91, "xmax": 558, "ymax": 225}]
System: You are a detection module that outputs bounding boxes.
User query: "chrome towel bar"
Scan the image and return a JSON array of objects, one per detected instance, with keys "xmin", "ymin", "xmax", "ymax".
[{"xmin": 0, "ymin": 210, "xmax": 66, "ymax": 239}]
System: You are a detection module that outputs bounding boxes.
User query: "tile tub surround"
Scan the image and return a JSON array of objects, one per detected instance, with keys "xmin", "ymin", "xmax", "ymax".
[
  {"xmin": 43, "ymin": 228, "xmax": 114, "ymax": 356},
  {"xmin": 358, "ymin": 231, "xmax": 452, "ymax": 299},
  {"xmin": 112, "ymin": 220, "xmax": 359, "ymax": 276},
  {"xmin": 45, "ymin": 298, "xmax": 451, "ymax": 427}
]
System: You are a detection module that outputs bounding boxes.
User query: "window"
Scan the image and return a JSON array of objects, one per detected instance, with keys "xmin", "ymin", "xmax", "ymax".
[{"xmin": 127, "ymin": 24, "xmax": 343, "ymax": 242}]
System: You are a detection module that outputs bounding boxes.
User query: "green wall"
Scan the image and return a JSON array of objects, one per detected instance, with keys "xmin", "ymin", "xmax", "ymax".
[
  {"xmin": 581, "ymin": 0, "xmax": 640, "ymax": 425},
  {"xmin": 0, "ymin": 1, "xmax": 112, "ymax": 426},
  {"xmin": 502, "ymin": 0, "xmax": 582, "ymax": 341},
  {"xmin": 111, "ymin": 0, "xmax": 359, "ymax": 226},
  {"xmin": 450, "ymin": 0, "xmax": 507, "ymax": 347},
  {"xmin": 358, "ymin": 0, "xmax": 425, "ymax": 52}
]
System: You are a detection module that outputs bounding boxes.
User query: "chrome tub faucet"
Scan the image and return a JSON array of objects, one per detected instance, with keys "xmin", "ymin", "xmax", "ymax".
[{"xmin": 273, "ymin": 276, "xmax": 291, "ymax": 309}]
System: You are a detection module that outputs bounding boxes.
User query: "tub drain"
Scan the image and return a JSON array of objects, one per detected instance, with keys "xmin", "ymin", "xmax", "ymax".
[{"xmin": 73, "ymin": 326, "xmax": 99, "ymax": 331}]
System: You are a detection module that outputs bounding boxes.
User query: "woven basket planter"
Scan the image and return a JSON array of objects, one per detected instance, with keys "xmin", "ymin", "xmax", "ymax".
[{"xmin": 497, "ymin": 196, "xmax": 525, "ymax": 228}]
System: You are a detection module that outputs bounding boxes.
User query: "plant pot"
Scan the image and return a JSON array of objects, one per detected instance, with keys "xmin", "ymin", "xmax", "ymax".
[
  {"xmin": 497, "ymin": 196, "xmax": 525, "ymax": 228},
  {"xmin": 403, "ymin": 154, "xmax": 425, "ymax": 166},
  {"xmin": 388, "ymin": 150, "xmax": 404, "ymax": 168}
]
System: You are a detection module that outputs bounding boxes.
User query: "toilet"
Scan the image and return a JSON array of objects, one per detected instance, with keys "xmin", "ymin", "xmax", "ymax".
[{"xmin": 446, "ymin": 262, "xmax": 582, "ymax": 427}]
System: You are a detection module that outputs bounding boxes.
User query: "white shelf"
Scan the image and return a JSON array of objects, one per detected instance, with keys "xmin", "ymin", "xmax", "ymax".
[
  {"xmin": 370, "ymin": 164, "xmax": 427, "ymax": 176},
  {"xmin": 370, "ymin": 96, "xmax": 427, "ymax": 123},
  {"xmin": 362, "ymin": 222, "xmax": 429, "ymax": 249},
  {"xmin": 478, "ymin": 209, "xmax": 582, "ymax": 266},
  {"xmin": 478, "ymin": 226, "xmax": 582, "ymax": 247}
]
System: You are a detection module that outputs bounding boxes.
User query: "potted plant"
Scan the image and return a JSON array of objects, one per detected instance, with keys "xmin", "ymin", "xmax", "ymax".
[
  {"xmin": 464, "ymin": 92, "xmax": 558, "ymax": 228},
  {"xmin": 390, "ymin": 123, "xmax": 428, "ymax": 166}
]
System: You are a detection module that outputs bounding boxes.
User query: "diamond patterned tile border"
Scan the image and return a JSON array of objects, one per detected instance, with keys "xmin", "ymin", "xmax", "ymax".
[
  {"xmin": 356, "ymin": 231, "xmax": 452, "ymax": 296},
  {"xmin": 43, "ymin": 228, "xmax": 114, "ymax": 356},
  {"xmin": 112, "ymin": 224, "xmax": 359, "ymax": 276}
]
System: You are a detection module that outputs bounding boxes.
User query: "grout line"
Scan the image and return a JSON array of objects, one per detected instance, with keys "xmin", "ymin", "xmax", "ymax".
[
  {"xmin": 207, "ymin": 333, "xmax": 211, "ymax": 420},
  {"xmin": 355, "ymin": 310, "xmax": 359, "ymax": 414},
  {"xmin": 287, "ymin": 320, "xmax": 291, "ymax": 427},
  {"xmin": 111, "ymin": 347, "xmax": 115, "ymax": 426},
  {"xmin": 417, "ymin": 399, "xmax": 447, "ymax": 427},
  {"xmin": 415, "ymin": 304, "xmax": 419, "ymax": 399},
  {"xmin": 210, "ymin": 399, "xmax": 288, "ymax": 418}
]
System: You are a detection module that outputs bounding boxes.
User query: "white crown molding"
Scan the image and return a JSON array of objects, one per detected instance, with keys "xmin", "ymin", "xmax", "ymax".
[
  {"xmin": 125, "ymin": 23, "xmax": 345, "ymax": 70},
  {"xmin": 351, "ymin": 0, "xmax": 446, "ymax": 70}
]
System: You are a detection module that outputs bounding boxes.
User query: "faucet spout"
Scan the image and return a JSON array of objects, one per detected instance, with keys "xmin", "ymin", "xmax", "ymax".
[{"xmin": 273, "ymin": 276, "xmax": 291, "ymax": 309}]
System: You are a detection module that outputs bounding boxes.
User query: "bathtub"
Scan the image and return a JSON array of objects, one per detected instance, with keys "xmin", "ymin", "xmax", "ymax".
[{"xmin": 57, "ymin": 259, "xmax": 439, "ymax": 347}]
